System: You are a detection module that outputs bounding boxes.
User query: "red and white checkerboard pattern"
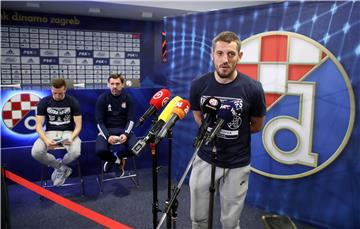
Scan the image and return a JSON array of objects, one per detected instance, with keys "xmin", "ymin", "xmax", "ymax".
[
  {"xmin": 2, "ymin": 93, "xmax": 41, "ymax": 129},
  {"xmin": 237, "ymin": 32, "xmax": 327, "ymax": 108}
]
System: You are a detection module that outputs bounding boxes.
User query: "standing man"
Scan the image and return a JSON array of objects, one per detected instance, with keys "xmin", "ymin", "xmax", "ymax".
[
  {"xmin": 32, "ymin": 78, "xmax": 82, "ymax": 186},
  {"xmin": 189, "ymin": 31, "xmax": 266, "ymax": 229},
  {"xmin": 95, "ymin": 74, "xmax": 136, "ymax": 175}
]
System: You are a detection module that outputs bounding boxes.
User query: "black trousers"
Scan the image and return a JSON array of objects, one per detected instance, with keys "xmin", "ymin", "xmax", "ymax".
[{"xmin": 96, "ymin": 130, "xmax": 137, "ymax": 163}]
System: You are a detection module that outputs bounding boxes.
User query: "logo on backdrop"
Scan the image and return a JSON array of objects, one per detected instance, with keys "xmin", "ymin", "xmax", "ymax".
[
  {"xmin": 237, "ymin": 31, "xmax": 355, "ymax": 179},
  {"xmin": 2, "ymin": 93, "xmax": 41, "ymax": 134}
]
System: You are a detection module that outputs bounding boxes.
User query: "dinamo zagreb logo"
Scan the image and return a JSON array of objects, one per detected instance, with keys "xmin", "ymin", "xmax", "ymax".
[
  {"xmin": 2, "ymin": 93, "xmax": 41, "ymax": 134},
  {"xmin": 237, "ymin": 31, "xmax": 355, "ymax": 179}
]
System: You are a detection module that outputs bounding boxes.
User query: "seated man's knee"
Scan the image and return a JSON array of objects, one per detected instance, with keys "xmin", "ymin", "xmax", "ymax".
[
  {"xmin": 72, "ymin": 148, "xmax": 81, "ymax": 158},
  {"xmin": 121, "ymin": 150, "xmax": 135, "ymax": 158},
  {"xmin": 31, "ymin": 143, "xmax": 44, "ymax": 160},
  {"xmin": 96, "ymin": 148, "xmax": 109, "ymax": 160},
  {"xmin": 69, "ymin": 144, "xmax": 81, "ymax": 159},
  {"xmin": 31, "ymin": 147, "xmax": 40, "ymax": 159}
]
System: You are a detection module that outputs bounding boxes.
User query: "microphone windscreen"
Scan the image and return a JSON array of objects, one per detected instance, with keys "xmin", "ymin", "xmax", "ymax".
[
  {"xmin": 172, "ymin": 99, "xmax": 190, "ymax": 120},
  {"xmin": 150, "ymin": 89, "xmax": 171, "ymax": 109},
  {"xmin": 202, "ymin": 97, "xmax": 221, "ymax": 115},
  {"xmin": 217, "ymin": 101, "xmax": 235, "ymax": 122},
  {"xmin": 158, "ymin": 96, "xmax": 182, "ymax": 122}
]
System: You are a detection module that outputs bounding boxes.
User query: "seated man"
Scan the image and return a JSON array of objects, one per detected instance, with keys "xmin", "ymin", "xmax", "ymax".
[
  {"xmin": 31, "ymin": 78, "xmax": 82, "ymax": 186},
  {"xmin": 95, "ymin": 74, "xmax": 136, "ymax": 175}
]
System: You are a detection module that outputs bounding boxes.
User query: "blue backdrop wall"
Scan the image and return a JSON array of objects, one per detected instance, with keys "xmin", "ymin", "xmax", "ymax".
[{"xmin": 164, "ymin": 1, "xmax": 359, "ymax": 229}]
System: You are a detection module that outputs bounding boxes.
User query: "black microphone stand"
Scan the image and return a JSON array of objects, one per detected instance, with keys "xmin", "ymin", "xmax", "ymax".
[
  {"xmin": 208, "ymin": 143, "xmax": 217, "ymax": 229},
  {"xmin": 151, "ymin": 140, "xmax": 160, "ymax": 229},
  {"xmin": 156, "ymin": 138, "xmax": 205, "ymax": 229},
  {"xmin": 150, "ymin": 115, "xmax": 161, "ymax": 229},
  {"xmin": 165, "ymin": 129, "xmax": 178, "ymax": 229}
]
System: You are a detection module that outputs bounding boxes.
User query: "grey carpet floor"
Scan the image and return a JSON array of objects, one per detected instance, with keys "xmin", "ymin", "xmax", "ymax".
[{"xmin": 6, "ymin": 167, "xmax": 318, "ymax": 229}]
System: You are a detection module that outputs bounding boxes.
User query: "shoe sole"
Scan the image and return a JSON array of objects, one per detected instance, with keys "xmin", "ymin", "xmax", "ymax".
[
  {"xmin": 103, "ymin": 163, "xmax": 108, "ymax": 172},
  {"xmin": 103, "ymin": 162, "xmax": 114, "ymax": 173}
]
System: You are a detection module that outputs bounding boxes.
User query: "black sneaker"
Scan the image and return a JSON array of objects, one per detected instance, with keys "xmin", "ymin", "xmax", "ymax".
[
  {"xmin": 118, "ymin": 158, "xmax": 126, "ymax": 177},
  {"xmin": 103, "ymin": 161, "xmax": 114, "ymax": 172}
]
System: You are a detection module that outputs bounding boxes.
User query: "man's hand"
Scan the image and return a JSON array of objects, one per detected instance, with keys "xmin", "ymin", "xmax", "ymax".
[
  {"xmin": 45, "ymin": 138, "xmax": 58, "ymax": 149},
  {"xmin": 108, "ymin": 135, "xmax": 119, "ymax": 145},
  {"xmin": 118, "ymin": 134, "xmax": 127, "ymax": 144},
  {"xmin": 62, "ymin": 138, "xmax": 72, "ymax": 145},
  {"xmin": 108, "ymin": 134, "xmax": 127, "ymax": 145}
]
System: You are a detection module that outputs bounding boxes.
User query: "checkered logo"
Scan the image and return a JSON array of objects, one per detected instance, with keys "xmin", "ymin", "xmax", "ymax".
[
  {"xmin": 2, "ymin": 93, "xmax": 41, "ymax": 134},
  {"xmin": 238, "ymin": 31, "xmax": 355, "ymax": 179},
  {"xmin": 237, "ymin": 32, "xmax": 326, "ymax": 107}
]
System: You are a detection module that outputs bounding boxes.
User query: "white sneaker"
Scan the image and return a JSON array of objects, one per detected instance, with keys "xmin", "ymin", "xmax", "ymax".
[
  {"xmin": 53, "ymin": 165, "xmax": 72, "ymax": 186},
  {"xmin": 51, "ymin": 158, "xmax": 63, "ymax": 182},
  {"xmin": 51, "ymin": 169, "xmax": 59, "ymax": 182}
]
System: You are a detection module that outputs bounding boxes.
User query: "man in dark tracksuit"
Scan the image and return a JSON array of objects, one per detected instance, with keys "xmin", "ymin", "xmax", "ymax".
[{"xmin": 95, "ymin": 74, "xmax": 136, "ymax": 175}]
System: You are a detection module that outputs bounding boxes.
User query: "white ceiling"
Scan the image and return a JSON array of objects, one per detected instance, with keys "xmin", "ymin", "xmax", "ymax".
[{"xmin": 1, "ymin": 1, "xmax": 277, "ymax": 21}]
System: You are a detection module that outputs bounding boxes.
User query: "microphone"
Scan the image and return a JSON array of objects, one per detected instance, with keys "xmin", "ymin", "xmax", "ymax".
[
  {"xmin": 154, "ymin": 99, "xmax": 190, "ymax": 144},
  {"xmin": 193, "ymin": 97, "xmax": 221, "ymax": 147},
  {"xmin": 132, "ymin": 96, "xmax": 182, "ymax": 156},
  {"xmin": 204, "ymin": 100, "xmax": 235, "ymax": 145},
  {"xmin": 135, "ymin": 89, "xmax": 171, "ymax": 128}
]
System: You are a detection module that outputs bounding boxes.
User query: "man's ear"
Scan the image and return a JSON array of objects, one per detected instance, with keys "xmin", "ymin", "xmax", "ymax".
[{"xmin": 238, "ymin": 51, "xmax": 243, "ymax": 59}]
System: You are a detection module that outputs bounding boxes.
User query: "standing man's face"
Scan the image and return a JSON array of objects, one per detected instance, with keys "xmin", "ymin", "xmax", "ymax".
[
  {"xmin": 212, "ymin": 41, "xmax": 243, "ymax": 79},
  {"xmin": 108, "ymin": 77, "xmax": 123, "ymax": 96},
  {"xmin": 51, "ymin": 86, "xmax": 66, "ymax": 101}
]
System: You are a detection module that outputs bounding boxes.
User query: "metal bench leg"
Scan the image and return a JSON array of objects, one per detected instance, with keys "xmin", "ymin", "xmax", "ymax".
[
  {"xmin": 77, "ymin": 159, "xmax": 85, "ymax": 197},
  {"xmin": 97, "ymin": 161, "xmax": 104, "ymax": 193},
  {"xmin": 39, "ymin": 156, "xmax": 84, "ymax": 199},
  {"xmin": 130, "ymin": 157, "xmax": 140, "ymax": 187}
]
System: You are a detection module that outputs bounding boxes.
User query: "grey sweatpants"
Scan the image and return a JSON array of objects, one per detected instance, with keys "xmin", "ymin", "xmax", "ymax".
[
  {"xmin": 31, "ymin": 131, "xmax": 81, "ymax": 169},
  {"xmin": 190, "ymin": 155, "xmax": 251, "ymax": 229}
]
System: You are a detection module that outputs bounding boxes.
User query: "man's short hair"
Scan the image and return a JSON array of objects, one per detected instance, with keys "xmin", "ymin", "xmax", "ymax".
[
  {"xmin": 212, "ymin": 31, "xmax": 242, "ymax": 52},
  {"xmin": 51, "ymin": 78, "xmax": 67, "ymax": 89},
  {"xmin": 108, "ymin": 74, "xmax": 124, "ymax": 83}
]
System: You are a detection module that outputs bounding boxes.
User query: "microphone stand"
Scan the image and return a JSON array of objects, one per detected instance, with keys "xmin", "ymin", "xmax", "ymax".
[
  {"xmin": 156, "ymin": 138, "xmax": 205, "ymax": 229},
  {"xmin": 150, "ymin": 116, "xmax": 161, "ymax": 229},
  {"xmin": 165, "ymin": 129, "xmax": 177, "ymax": 229},
  {"xmin": 151, "ymin": 141, "xmax": 160, "ymax": 229},
  {"xmin": 208, "ymin": 143, "xmax": 217, "ymax": 229}
]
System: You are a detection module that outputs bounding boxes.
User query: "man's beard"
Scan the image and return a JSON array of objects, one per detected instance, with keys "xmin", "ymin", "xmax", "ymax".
[
  {"xmin": 216, "ymin": 65, "xmax": 236, "ymax": 79},
  {"xmin": 111, "ymin": 89, "xmax": 120, "ymax": 95}
]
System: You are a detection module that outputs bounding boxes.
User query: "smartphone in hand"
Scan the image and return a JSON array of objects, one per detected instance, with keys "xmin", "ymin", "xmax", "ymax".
[{"xmin": 54, "ymin": 138, "xmax": 68, "ymax": 146}]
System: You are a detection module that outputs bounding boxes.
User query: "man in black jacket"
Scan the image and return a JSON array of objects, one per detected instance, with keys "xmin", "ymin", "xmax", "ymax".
[{"xmin": 95, "ymin": 74, "xmax": 136, "ymax": 175}]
